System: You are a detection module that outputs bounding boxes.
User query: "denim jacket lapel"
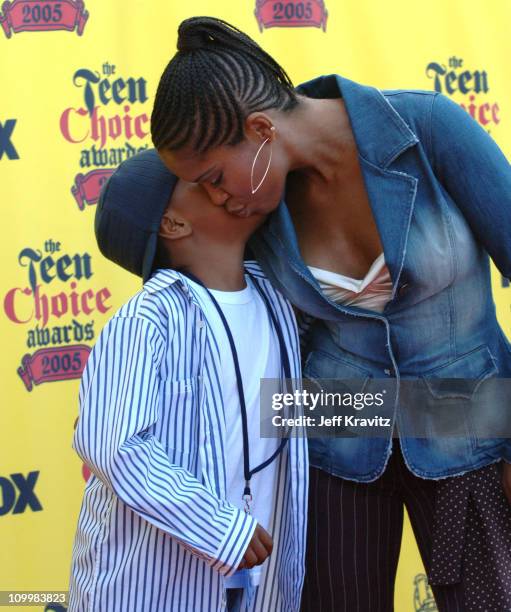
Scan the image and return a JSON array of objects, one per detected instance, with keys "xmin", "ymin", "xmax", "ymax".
[
  {"xmin": 338, "ymin": 75, "xmax": 419, "ymax": 299},
  {"xmin": 264, "ymin": 73, "xmax": 421, "ymax": 307}
]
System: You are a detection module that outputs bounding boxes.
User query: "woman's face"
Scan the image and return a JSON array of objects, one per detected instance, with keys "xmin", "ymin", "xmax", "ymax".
[
  {"xmin": 168, "ymin": 178, "xmax": 265, "ymax": 242},
  {"xmin": 158, "ymin": 129, "xmax": 288, "ymax": 219}
]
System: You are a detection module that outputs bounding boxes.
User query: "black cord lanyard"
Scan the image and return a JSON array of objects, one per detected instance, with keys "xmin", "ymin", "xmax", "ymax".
[{"xmin": 180, "ymin": 269, "xmax": 292, "ymax": 514}]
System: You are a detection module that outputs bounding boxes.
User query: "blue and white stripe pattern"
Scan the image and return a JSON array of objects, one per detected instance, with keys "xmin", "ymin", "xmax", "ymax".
[{"xmin": 68, "ymin": 262, "xmax": 308, "ymax": 612}]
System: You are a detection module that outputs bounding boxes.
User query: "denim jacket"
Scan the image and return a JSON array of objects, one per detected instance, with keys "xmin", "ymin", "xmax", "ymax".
[{"xmin": 249, "ymin": 73, "xmax": 511, "ymax": 481}]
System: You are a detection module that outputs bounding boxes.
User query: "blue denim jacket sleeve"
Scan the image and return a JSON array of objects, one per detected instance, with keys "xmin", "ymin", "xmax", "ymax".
[
  {"xmin": 428, "ymin": 92, "xmax": 511, "ymax": 281},
  {"xmin": 428, "ymin": 93, "xmax": 511, "ymax": 462}
]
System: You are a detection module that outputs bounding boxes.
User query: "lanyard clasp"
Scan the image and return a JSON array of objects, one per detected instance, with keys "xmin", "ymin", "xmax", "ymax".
[{"xmin": 242, "ymin": 481, "xmax": 252, "ymax": 514}]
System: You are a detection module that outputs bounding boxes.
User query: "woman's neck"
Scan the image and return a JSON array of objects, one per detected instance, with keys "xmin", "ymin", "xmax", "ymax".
[{"xmin": 285, "ymin": 96, "xmax": 355, "ymax": 182}]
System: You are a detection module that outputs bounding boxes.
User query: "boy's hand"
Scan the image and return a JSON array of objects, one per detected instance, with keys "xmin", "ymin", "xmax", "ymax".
[{"xmin": 237, "ymin": 524, "xmax": 273, "ymax": 570}]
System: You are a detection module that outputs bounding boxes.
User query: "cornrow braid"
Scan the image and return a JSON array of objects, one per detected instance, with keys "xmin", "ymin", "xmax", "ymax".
[{"xmin": 151, "ymin": 16, "xmax": 298, "ymax": 154}]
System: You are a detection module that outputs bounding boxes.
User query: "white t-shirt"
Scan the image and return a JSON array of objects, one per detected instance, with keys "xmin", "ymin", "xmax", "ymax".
[{"xmin": 186, "ymin": 274, "xmax": 281, "ymax": 587}]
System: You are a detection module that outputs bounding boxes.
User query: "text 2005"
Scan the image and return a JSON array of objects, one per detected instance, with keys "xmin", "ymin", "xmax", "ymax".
[
  {"xmin": 22, "ymin": 3, "xmax": 63, "ymax": 24},
  {"xmin": 41, "ymin": 351, "xmax": 82, "ymax": 376},
  {"xmin": 273, "ymin": 2, "xmax": 313, "ymax": 20}
]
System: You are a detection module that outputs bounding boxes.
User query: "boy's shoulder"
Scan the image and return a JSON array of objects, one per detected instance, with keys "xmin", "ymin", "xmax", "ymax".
[
  {"xmin": 244, "ymin": 260, "xmax": 283, "ymax": 297},
  {"xmin": 97, "ymin": 263, "xmax": 295, "ymax": 353},
  {"xmin": 144, "ymin": 262, "xmax": 270, "ymax": 288},
  {"xmin": 142, "ymin": 268, "xmax": 183, "ymax": 296},
  {"xmin": 243, "ymin": 260, "xmax": 267, "ymax": 280},
  {"xmin": 103, "ymin": 269, "xmax": 186, "ymax": 340},
  {"xmin": 112, "ymin": 262, "xmax": 281, "ymax": 325},
  {"xmin": 244, "ymin": 260, "xmax": 294, "ymax": 313}
]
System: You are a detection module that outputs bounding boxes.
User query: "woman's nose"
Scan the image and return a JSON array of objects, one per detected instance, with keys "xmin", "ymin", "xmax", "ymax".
[{"xmin": 201, "ymin": 184, "xmax": 230, "ymax": 206}]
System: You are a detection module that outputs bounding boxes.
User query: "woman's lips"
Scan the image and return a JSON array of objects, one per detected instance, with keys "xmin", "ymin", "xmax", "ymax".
[{"xmin": 226, "ymin": 202, "xmax": 249, "ymax": 217}]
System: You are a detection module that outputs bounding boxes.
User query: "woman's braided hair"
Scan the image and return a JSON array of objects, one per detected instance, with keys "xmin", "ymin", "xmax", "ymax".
[{"xmin": 151, "ymin": 16, "xmax": 298, "ymax": 154}]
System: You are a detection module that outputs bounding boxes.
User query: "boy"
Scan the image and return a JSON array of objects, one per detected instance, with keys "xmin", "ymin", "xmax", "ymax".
[{"xmin": 68, "ymin": 149, "xmax": 308, "ymax": 612}]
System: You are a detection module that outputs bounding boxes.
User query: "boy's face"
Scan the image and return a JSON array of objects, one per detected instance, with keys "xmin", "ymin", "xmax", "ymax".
[{"xmin": 159, "ymin": 179, "xmax": 266, "ymax": 244}]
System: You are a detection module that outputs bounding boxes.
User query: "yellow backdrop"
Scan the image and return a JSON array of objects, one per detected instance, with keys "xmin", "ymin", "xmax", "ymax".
[{"xmin": 2, "ymin": 1, "xmax": 510, "ymax": 610}]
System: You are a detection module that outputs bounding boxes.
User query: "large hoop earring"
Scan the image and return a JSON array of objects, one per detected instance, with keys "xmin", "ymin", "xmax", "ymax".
[{"xmin": 250, "ymin": 127, "xmax": 275, "ymax": 195}]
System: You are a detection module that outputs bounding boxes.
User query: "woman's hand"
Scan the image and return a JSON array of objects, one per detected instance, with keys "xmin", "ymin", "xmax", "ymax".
[{"xmin": 502, "ymin": 462, "xmax": 511, "ymax": 505}]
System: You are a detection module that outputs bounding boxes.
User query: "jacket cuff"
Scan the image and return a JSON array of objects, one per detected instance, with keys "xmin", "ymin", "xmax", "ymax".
[{"xmin": 209, "ymin": 506, "xmax": 258, "ymax": 577}]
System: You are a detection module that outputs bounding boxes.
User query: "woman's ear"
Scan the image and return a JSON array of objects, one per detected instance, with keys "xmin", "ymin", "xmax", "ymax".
[
  {"xmin": 245, "ymin": 112, "xmax": 276, "ymax": 142},
  {"xmin": 158, "ymin": 211, "xmax": 192, "ymax": 241}
]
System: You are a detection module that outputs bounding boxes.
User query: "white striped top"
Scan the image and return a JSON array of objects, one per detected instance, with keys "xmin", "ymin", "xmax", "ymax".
[{"xmin": 67, "ymin": 262, "xmax": 308, "ymax": 612}]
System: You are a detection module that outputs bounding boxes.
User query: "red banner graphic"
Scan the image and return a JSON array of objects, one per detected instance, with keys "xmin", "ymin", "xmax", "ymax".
[
  {"xmin": 255, "ymin": 0, "xmax": 328, "ymax": 31},
  {"xmin": 17, "ymin": 344, "xmax": 90, "ymax": 391},
  {"xmin": 71, "ymin": 168, "xmax": 114, "ymax": 211},
  {"xmin": 0, "ymin": 0, "xmax": 89, "ymax": 38}
]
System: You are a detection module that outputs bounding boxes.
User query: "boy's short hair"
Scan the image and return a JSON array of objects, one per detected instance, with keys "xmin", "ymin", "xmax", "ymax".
[{"xmin": 94, "ymin": 149, "xmax": 178, "ymax": 282}]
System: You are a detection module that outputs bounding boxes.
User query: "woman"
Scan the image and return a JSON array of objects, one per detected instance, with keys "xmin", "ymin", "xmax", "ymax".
[{"xmin": 150, "ymin": 16, "xmax": 511, "ymax": 612}]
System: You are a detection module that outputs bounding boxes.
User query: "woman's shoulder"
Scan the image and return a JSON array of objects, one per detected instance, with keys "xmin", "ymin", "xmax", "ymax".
[
  {"xmin": 379, "ymin": 88, "xmax": 441, "ymax": 149},
  {"xmin": 381, "ymin": 87, "xmax": 438, "ymax": 116}
]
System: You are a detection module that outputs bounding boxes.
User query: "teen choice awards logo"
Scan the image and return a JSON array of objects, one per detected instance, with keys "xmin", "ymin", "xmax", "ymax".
[
  {"xmin": 0, "ymin": 0, "xmax": 88, "ymax": 38},
  {"xmin": 425, "ymin": 56, "xmax": 500, "ymax": 133},
  {"xmin": 3, "ymin": 238, "xmax": 112, "ymax": 391},
  {"xmin": 60, "ymin": 62, "xmax": 150, "ymax": 211},
  {"xmin": 255, "ymin": 0, "xmax": 328, "ymax": 31}
]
